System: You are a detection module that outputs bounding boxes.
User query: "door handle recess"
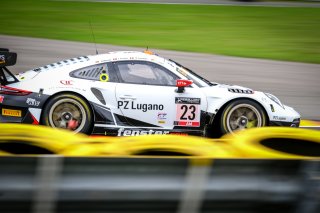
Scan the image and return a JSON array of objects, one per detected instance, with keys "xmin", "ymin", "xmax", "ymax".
[{"xmin": 119, "ymin": 95, "xmax": 136, "ymax": 100}]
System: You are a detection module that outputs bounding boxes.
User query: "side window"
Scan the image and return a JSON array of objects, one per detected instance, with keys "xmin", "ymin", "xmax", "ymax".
[
  {"xmin": 151, "ymin": 63, "xmax": 178, "ymax": 86},
  {"xmin": 115, "ymin": 61, "xmax": 178, "ymax": 86},
  {"xmin": 70, "ymin": 63, "xmax": 116, "ymax": 82}
]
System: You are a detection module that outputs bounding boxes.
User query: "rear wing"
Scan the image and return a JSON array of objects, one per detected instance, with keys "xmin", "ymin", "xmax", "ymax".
[{"xmin": 0, "ymin": 49, "xmax": 19, "ymax": 85}]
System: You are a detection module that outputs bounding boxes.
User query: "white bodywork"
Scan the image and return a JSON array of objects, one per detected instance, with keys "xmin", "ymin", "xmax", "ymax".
[{"xmin": 10, "ymin": 51, "xmax": 300, "ymax": 133}]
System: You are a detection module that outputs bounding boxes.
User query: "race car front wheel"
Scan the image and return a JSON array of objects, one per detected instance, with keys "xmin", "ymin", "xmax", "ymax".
[
  {"xmin": 220, "ymin": 99, "xmax": 267, "ymax": 135},
  {"xmin": 41, "ymin": 93, "xmax": 93, "ymax": 134}
]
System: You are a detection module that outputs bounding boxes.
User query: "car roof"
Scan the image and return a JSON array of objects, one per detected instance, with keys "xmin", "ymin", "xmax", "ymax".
[
  {"xmin": 32, "ymin": 51, "xmax": 170, "ymax": 72},
  {"xmin": 89, "ymin": 51, "xmax": 165, "ymax": 63}
]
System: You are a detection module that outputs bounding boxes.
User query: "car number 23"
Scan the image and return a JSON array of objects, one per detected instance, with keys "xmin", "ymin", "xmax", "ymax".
[{"xmin": 174, "ymin": 97, "xmax": 201, "ymax": 127}]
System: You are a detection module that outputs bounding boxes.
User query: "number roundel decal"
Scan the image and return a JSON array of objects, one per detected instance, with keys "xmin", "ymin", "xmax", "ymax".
[
  {"xmin": 100, "ymin": 73, "xmax": 109, "ymax": 82},
  {"xmin": 174, "ymin": 97, "xmax": 201, "ymax": 127}
]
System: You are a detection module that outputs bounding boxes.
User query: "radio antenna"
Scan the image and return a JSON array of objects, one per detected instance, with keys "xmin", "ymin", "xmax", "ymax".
[{"xmin": 89, "ymin": 20, "xmax": 99, "ymax": 55}]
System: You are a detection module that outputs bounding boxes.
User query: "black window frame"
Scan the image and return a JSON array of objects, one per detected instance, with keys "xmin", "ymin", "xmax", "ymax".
[{"xmin": 112, "ymin": 60, "xmax": 180, "ymax": 87}]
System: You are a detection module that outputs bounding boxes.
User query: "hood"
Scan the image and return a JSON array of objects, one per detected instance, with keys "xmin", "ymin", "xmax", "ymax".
[
  {"xmin": 212, "ymin": 83, "xmax": 254, "ymax": 93},
  {"xmin": 200, "ymin": 83, "xmax": 257, "ymax": 100}
]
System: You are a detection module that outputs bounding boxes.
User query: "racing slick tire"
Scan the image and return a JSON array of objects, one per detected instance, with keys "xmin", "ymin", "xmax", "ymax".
[
  {"xmin": 219, "ymin": 99, "xmax": 267, "ymax": 135},
  {"xmin": 41, "ymin": 93, "xmax": 93, "ymax": 134}
]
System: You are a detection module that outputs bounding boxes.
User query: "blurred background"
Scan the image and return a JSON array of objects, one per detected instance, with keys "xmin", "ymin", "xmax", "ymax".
[
  {"xmin": 0, "ymin": 0, "xmax": 320, "ymax": 213},
  {"xmin": 1, "ymin": 0, "xmax": 319, "ymax": 120}
]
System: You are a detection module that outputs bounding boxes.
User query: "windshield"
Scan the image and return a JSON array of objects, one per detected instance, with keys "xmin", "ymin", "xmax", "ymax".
[{"xmin": 169, "ymin": 59, "xmax": 216, "ymax": 87}]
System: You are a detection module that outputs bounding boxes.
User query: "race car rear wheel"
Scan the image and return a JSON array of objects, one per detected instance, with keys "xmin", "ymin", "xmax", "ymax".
[
  {"xmin": 41, "ymin": 94, "xmax": 93, "ymax": 134},
  {"xmin": 220, "ymin": 99, "xmax": 267, "ymax": 135}
]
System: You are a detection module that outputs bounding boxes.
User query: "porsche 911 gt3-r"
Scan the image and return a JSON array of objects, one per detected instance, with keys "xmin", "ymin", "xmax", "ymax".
[{"xmin": 0, "ymin": 49, "xmax": 300, "ymax": 137}]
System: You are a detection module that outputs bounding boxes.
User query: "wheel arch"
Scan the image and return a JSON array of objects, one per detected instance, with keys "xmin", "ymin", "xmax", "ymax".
[
  {"xmin": 207, "ymin": 97, "xmax": 269, "ymax": 138},
  {"xmin": 40, "ymin": 91, "xmax": 95, "ymax": 134},
  {"xmin": 215, "ymin": 97, "xmax": 269, "ymax": 124}
]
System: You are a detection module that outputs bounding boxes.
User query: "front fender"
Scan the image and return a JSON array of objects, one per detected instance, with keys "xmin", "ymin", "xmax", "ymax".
[{"xmin": 206, "ymin": 91, "xmax": 300, "ymax": 124}]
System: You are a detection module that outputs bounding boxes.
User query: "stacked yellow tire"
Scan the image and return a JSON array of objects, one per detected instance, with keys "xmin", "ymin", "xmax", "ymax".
[
  {"xmin": 63, "ymin": 135, "xmax": 237, "ymax": 158},
  {"xmin": 0, "ymin": 123, "xmax": 319, "ymax": 159},
  {"xmin": 0, "ymin": 124, "xmax": 89, "ymax": 154},
  {"xmin": 222, "ymin": 127, "xmax": 320, "ymax": 159}
]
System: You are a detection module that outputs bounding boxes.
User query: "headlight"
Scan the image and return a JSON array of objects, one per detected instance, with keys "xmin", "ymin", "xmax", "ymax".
[{"xmin": 264, "ymin": 93, "xmax": 284, "ymax": 108}]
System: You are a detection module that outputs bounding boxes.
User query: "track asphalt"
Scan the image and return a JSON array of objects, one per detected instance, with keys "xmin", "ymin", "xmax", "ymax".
[{"xmin": 0, "ymin": 35, "xmax": 319, "ymax": 122}]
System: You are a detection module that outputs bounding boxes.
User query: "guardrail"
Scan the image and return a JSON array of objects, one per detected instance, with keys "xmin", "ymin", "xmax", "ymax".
[{"xmin": 0, "ymin": 157, "xmax": 319, "ymax": 213}]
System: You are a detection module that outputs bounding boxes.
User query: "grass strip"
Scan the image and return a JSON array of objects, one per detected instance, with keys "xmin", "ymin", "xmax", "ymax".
[{"xmin": 1, "ymin": 0, "xmax": 320, "ymax": 63}]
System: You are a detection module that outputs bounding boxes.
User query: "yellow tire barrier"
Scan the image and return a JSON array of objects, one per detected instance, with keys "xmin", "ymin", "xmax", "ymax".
[
  {"xmin": 2, "ymin": 124, "xmax": 319, "ymax": 159},
  {"xmin": 63, "ymin": 135, "xmax": 239, "ymax": 158},
  {"xmin": 0, "ymin": 123, "xmax": 90, "ymax": 155},
  {"xmin": 222, "ymin": 127, "xmax": 320, "ymax": 159},
  {"xmin": 0, "ymin": 150, "xmax": 11, "ymax": 156},
  {"xmin": 300, "ymin": 119, "xmax": 320, "ymax": 127}
]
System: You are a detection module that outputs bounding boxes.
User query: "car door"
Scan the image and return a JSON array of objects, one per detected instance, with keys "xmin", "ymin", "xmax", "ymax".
[
  {"xmin": 69, "ymin": 62, "xmax": 120, "ymax": 127},
  {"xmin": 113, "ymin": 60, "xmax": 207, "ymax": 132}
]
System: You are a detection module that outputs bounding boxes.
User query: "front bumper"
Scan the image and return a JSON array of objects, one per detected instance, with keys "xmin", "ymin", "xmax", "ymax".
[{"xmin": 270, "ymin": 118, "xmax": 300, "ymax": 128}]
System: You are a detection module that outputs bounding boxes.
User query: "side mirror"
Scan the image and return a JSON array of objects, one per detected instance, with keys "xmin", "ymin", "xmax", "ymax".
[{"xmin": 176, "ymin": 79, "xmax": 193, "ymax": 93}]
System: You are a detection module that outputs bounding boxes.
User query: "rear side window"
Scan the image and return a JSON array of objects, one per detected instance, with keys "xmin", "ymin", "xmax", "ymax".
[{"xmin": 70, "ymin": 63, "xmax": 116, "ymax": 82}]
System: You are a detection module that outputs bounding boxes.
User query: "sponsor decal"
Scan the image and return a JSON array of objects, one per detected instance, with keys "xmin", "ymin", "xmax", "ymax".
[
  {"xmin": 169, "ymin": 132, "xmax": 188, "ymax": 136},
  {"xmin": 26, "ymin": 98, "xmax": 40, "ymax": 107},
  {"xmin": 228, "ymin": 88, "xmax": 254, "ymax": 94},
  {"xmin": 117, "ymin": 129, "xmax": 170, "ymax": 136},
  {"xmin": 49, "ymin": 86, "xmax": 85, "ymax": 91},
  {"xmin": 175, "ymin": 97, "xmax": 201, "ymax": 127},
  {"xmin": 157, "ymin": 112, "xmax": 167, "ymax": 124},
  {"xmin": 273, "ymin": 116, "xmax": 286, "ymax": 121},
  {"xmin": 117, "ymin": 101, "xmax": 164, "ymax": 112},
  {"xmin": 2, "ymin": 108, "xmax": 22, "ymax": 117},
  {"xmin": 174, "ymin": 121, "xmax": 200, "ymax": 127},
  {"xmin": 0, "ymin": 55, "xmax": 5, "ymax": 64},
  {"xmin": 175, "ymin": 97, "xmax": 200, "ymax": 104},
  {"xmin": 60, "ymin": 80, "xmax": 73, "ymax": 85},
  {"xmin": 157, "ymin": 112, "xmax": 167, "ymax": 120},
  {"xmin": 0, "ymin": 95, "xmax": 4, "ymax": 103}
]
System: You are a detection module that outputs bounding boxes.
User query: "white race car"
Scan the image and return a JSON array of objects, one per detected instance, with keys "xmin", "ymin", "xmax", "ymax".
[{"xmin": 0, "ymin": 49, "xmax": 300, "ymax": 137}]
